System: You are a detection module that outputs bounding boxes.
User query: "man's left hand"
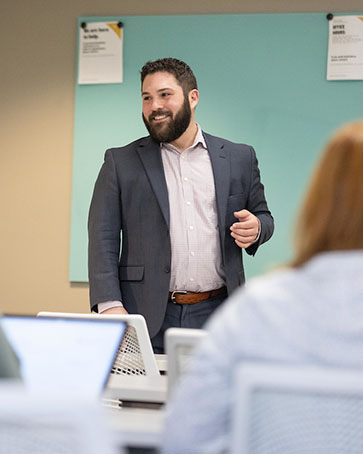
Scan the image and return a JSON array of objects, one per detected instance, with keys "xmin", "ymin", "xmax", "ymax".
[{"xmin": 230, "ymin": 209, "xmax": 259, "ymax": 249}]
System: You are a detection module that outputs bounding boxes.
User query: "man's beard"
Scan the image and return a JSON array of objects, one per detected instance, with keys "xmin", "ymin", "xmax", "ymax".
[{"xmin": 142, "ymin": 95, "xmax": 191, "ymax": 143}]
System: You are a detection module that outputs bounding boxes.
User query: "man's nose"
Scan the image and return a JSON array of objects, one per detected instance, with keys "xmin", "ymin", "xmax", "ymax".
[{"xmin": 150, "ymin": 97, "xmax": 164, "ymax": 111}]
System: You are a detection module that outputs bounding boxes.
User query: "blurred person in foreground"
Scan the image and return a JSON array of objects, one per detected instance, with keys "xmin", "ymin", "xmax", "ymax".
[{"xmin": 162, "ymin": 120, "xmax": 363, "ymax": 453}]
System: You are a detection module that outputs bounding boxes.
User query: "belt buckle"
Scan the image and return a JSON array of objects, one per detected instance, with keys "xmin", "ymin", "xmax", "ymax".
[{"xmin": 170, "ymin": 290, "xmax": 187, "ymax": 304}]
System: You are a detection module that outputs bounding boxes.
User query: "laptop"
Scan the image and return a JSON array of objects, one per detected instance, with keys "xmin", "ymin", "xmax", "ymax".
[
  {"xmin": 0, "ymin": 314, "xmax": 127, "ymax": 398},
  {"xmin": 37, "ymin": 312, "xmax": 168, "ymax": 407}
]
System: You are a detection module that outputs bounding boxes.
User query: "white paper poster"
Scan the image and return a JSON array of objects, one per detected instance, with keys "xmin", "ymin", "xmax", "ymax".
[
  {"xmin": 327, "ymin": 15, "xmax": 363, "ymax": 80},
  {"xmin": 78, "ymin": 22, "xmax": 123, "ymax": 85}
]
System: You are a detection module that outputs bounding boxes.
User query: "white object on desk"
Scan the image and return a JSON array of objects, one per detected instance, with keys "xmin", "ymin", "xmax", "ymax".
[
  {"xmin": 165, "ymin": 327, "xmax": 207, "ymax": 397},
  {"xmin": 105, "ymin": 373, "xmax": 168, "ymax": 404},
  {"xmin": 37, "ymin": 312, "xmax": 159, "ymax": 377}
]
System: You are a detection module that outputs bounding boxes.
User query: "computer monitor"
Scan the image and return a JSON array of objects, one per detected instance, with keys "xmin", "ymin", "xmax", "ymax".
[{"xmin": 0, "ymin": 315, "xmax": 126, "ymax": 397}]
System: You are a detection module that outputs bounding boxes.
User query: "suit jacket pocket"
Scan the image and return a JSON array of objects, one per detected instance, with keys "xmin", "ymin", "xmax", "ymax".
[{"xmin": 119, "ymin": 265, "xmax": 144, "ymax": 281}]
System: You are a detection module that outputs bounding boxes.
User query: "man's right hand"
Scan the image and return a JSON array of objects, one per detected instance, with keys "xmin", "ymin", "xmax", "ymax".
[{"xmin": 101, "ymin": 306, "xmax": 129, "ymax": 315}]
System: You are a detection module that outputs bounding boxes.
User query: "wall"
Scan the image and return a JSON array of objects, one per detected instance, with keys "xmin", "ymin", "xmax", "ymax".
[{"xmin": 0, "ymin": 0, "xmax": 362, "ymax": 315}]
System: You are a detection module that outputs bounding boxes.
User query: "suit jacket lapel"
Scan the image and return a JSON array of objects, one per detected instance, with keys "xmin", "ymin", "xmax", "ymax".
[
  {"xmin": 136, "ymin": 137, "xmax": 170, "ymax": 228},
  {"xmin": 136, "ymin": 133, "xmax": 230, "ymax": 233},
  {"xmin": 203, "ymin": 132, "xmax": 230, "ymax": 243}
]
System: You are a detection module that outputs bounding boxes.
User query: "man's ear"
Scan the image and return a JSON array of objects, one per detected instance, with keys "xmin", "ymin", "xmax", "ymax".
[{"xmin": 189, "ymin": 89, "xmax": 199, "ymax": 109}]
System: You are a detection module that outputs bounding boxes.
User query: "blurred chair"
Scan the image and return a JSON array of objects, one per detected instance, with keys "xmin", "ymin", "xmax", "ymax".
[
  {"xmin": 165, "ymin": 327, "xmax": 207, "ymax": 397},
  {"xmin": 0, "ymin": 383, "xmax": 119, "ymax": 454},
  {"xmin": 232, "ymin": 363, "xmax": 363, "ymax": 454},
  {"xmin": 37, "ymin": 312, "xmax": 159, "ymax": 377}
]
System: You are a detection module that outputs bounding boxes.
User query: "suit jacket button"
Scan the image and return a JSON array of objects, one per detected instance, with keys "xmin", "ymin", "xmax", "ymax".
[{"xmin": 164, "ymin": 266, "xmax": 170, "ymax": 273}]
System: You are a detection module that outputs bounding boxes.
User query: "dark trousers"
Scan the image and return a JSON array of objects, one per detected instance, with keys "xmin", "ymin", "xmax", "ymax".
[{"xmin": 151, "ymin": 293, "xmax": 227, "ymax": 354}]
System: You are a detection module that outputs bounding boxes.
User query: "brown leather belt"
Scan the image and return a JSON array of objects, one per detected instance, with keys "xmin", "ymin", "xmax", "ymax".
[{"xmin": 168, "ymin": 286, "xmax": 227, "ymax": 304}]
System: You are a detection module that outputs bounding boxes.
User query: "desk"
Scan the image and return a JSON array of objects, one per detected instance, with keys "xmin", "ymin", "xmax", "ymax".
[
  {"xmin": 108, "ymin": 406, "xmax": 165, "ymax": 450},
  {"xmin": 104, "ymin": 355, "xmax": 168, "ymax": 451}
]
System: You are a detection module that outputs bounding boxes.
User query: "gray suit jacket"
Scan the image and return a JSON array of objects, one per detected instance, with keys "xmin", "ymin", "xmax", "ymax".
[{"xmin": 88, "ymin": 132, "xmax": 274, "ymax": 337}]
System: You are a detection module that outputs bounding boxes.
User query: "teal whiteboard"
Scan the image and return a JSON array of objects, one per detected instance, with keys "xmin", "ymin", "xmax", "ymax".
[{"xmin": 70, "ymin": 13, "xmax": 363, "ymax": 282}]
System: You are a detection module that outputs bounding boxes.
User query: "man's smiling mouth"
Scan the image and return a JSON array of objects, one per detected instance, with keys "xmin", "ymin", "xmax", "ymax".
[{"xmin": 150, "ymin": 112, "xmax": 171, "ymax": 123}]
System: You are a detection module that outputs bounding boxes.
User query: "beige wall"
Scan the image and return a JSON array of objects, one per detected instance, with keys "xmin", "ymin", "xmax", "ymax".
[{"xmin": 0, "ymin": 0, "xmax": 361, "ymax": 315}]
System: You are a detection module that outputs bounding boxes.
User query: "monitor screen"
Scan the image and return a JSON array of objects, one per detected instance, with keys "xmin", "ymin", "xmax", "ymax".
[{"xmin": 0, "ymin": 315, "xmax": 126, "ymax": 397}]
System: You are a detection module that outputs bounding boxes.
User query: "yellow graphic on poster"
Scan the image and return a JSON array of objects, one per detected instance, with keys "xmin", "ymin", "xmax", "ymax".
[{"xmin": 107, "ymin": 22, "xmax": 122, "ymax": 39}]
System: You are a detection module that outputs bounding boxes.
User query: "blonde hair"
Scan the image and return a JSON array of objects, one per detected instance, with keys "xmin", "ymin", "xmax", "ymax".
[{"xmin": 292, "ymin": 121, "xmax": 363, "ymax": 267}]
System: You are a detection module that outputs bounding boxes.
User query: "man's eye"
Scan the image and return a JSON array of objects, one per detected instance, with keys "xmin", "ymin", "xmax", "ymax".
[
  {"xmin": 161, "ymin": 92, "xmax": 170, "ymax": 97},
  {"xmin": 143, "ymin": 96, "xmax": 151, "ymax": 101}
]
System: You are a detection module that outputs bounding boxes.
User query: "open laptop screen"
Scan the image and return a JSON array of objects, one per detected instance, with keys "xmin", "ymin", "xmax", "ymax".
[{"xmin": 0, "ymin": 315, "xmax": 126, "ymax": 397}]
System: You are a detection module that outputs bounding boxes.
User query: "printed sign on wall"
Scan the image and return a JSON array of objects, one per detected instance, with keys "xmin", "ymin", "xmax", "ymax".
[
  {"xmin": 78, "ymin": 22, "xmax": 123, "ymax": 84},
  {"xmin": 327, "ymin": 15, "xmax": 363, "ymax": 80}
]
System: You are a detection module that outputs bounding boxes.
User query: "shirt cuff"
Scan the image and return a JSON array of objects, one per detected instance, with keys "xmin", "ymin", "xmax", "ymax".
[
  {"xmin": 253, "ymin": 218, "xmax": 261, "ymax": 244},
  {"xmin": 98, "ymin": 301, "xmax": 123, "ymax": 313}
]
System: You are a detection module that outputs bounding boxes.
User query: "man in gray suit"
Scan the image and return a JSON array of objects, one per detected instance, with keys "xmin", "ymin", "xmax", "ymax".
[{"xmin": 88, "ymin": 58, "xmax": 274, "ymax": 352}]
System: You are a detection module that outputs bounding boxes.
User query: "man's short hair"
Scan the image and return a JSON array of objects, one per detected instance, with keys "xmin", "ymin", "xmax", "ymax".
[{"xmin": 141, "ymin": 58, "xmax": 198, "ymax": 95}]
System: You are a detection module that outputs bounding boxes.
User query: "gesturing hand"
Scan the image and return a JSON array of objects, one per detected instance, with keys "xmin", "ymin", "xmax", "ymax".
[{"xmin": 230, "ymin": 209, "xmax": 259, "ymax": 249}]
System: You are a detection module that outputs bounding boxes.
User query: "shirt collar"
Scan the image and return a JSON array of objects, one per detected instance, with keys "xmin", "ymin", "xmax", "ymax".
[
  {"xmin": 161, "ymin": 124, "xmax": 207, "ymax": 152},
  {"xmin": 191, "ymin": 124, "xmax": 207, "ymax": 149}
]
